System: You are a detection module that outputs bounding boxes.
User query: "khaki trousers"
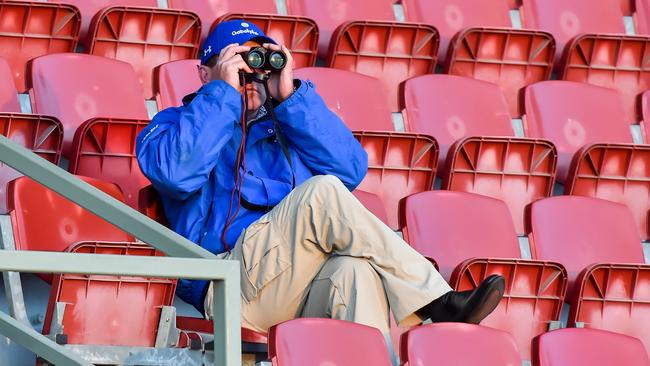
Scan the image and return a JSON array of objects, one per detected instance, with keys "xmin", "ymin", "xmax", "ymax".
[{"xmin": 204, "ymin": 175, "xmax": 451, "ymax": 333}]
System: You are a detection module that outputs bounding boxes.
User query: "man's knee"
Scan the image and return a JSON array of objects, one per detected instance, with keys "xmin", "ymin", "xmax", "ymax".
[{"xmin": 303, "ymin": 175, "xmax": 348, "ymax": 197}]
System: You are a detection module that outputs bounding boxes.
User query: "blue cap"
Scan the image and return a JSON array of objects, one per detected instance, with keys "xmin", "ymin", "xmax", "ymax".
[{"xmin": 200, "ymin": 20, "xmax": 276, "ymax": 65}]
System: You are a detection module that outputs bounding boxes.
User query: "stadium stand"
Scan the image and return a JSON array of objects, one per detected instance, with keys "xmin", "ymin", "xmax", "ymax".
[
  {"xmin": 0, "ymin": 58, "xmax": 20, "ymax": 112},
  {"xmin": 327, "ymin": 21, "xmax": 439, "ymax": 111},
  {"xmin": 0, "ymin": 1, "xmax": 81, "ymax": 92},
  {"xmin": 400, "ymin": 323, "xmax": 522, "ymax": 366},
  {"xmin": 154, "ymin": 58, "xmax": 201, "ymax": 110},
  {"xmin": 565, "ymin": 143, "xmax": 650, "ymax": 240},
  {"xmin": 533, "ymin": 328, "xmax": 650, "ymax": 366},
  {"xmin": 523, "ymin": 81, "xmax": 633, "ymax": 183},
  {"xmin": 401, "ymin": 191, "xmax": 568, "ymax": 359},
  {"xmin": 268, "ymin": 318, "xmax": 393, "ymax": 366},
  {"xmin": 86, "ymin": 6, "xmax": 201, "ymax": 99}
]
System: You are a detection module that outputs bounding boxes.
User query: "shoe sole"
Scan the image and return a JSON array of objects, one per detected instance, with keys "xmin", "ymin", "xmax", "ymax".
[{"xmin": 464, "ymin": 275, "xmax": 505, "ymax": 324}]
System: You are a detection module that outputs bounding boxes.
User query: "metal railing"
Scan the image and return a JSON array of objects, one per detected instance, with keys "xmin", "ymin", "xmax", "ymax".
[{"xmin": 0, "ymin": 134, "xmax": 241, "ymax": 365}]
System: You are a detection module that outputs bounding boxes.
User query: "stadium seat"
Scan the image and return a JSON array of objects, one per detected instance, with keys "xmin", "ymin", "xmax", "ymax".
[
  {"xmin": 0, "ymin": 113, "xmax": 63, "ymax": 213},
  {"xmin": 533, "ymin": 328, "xmax": 650, "ymax": 366},
  {"xmin": 138, "ymin": 184, "xmax": 168, "ymax": 225},
  {"xmin": 7, "ymin": 176, "xmax": 133, "ymax": 253},
  {"xmin": 402, "ymin": 74, "xmax": 514, "ymax": 168},
  {"xmin": 402, "ymin": 0, "xmax": 513, "ymax": 66},
  {"xmin": 527, "ymin": 196, "xmax": 645, "ymax": 293},
  {"xmin": 354, "ymin": 131, "xmax": 438, "ymax": 229},
  {"xmin": 622, "ymin": 0, "xmax": 636, "ymax": 15},
  {"xmin": 400, "ymin": 323, "xmax": 522, "ymax": 366},
  {"xmin": 29, "ymin": 53, "xmax": 149, "ymax": 158},
  {"xmin": 351, "ymin": 190, "xmax": 389, "ymax": 226},
  {"xmin": 168, "ymin": 0, "xmax": 277, "ymax": 39},
  {"xmin": 287, "ymin": 0, "xmax": 395, "ymax": 58},
  {"xmin": 446, "ymin": 28, "xmax": 555, "ymax": 117},
  {"xmin": 560, "ymin": 34, "xmax": 650, "ymax": 124},
  {"xmin": 87, "ymin": 6, "xmax": 201, "ymax": 98},
  {"xmin": 215, "ymin": 14, "xmax": 319, "ymax": 69},
  {"xmin": 41, "ymin": 241, "xmax": 175, "ymax": 347},
  {"xmin": 637, "ymin": 0, "xmax": 650, "ymax": 34},
  {"xmin": 293, "ymin": 67, "xmax": 393, "ymax": 131},
  {"xmin": 0, "ymin": 1, "xmax": 81, "ymax": 91},
  {"xmin": 523, "ymin": 81, "xmax": 633, "ymax": 183},
  {"xmin": 69, "ymin": 118, "xmax": 150, "ymax": 208},
  {"xmin": 442, "ymin": 136, "xmax": 557, "ymax": 235},
  {"xmin": 327, "ymin": 21, "xmax": 439, "ymax": 111},
  {"xmin": 268, "ymin": 318, "xmax": 392, "ymax": 366},
  {"xmin": 565, "ymin": 143, "xmax": 650, "ymax": 240},
  {"xmin": 569, "ymin": 263, "xmax": 650, "ymax": 356},
  {"xmin": 401, "ymin": 191, "xmax": 567, "ymax": 360},
  {"xmin": 520, "ymin": 0, "xmax": 626, "ymax": 67},
  {"xmin": 0, "ymin": 58, "xmax": 20, "ymax": 112},
  {"xmin": 154, "ymin": 59, "xmax": 201, "ymax": 110}
]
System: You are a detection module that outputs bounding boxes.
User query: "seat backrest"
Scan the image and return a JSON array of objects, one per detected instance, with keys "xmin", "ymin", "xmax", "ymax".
[
  {"xmin": 69, "ymin": 118, "xmax": 151, "ymax": 208},
  {"xmin": 403, "ymin": 74, "xmax": 513, "ymax": 168},
  {"xmin": 287, "ymin": 0, "xmax": 395, "ymax": 57},
  {"xmin": 0, "ymin": 1, "xmax": 81, "ymax": 92},
  {"xmin": 29, "ymin": 53, "xmax": 149, "ymax": 157},
  {"xmin": 87, "ymin": 6, "xmax": 201, "ymax": 99},
  {"xmin": 0, "ymin": 58, "xmax": 20, "ymax": 112},
  {"xmin": 268, "ymin": 318, "xmax": 393, "ymax": 366},
  {"xmin": 402, "ymin": 0, "xmax": 511, "ymax": 65},
  {"xmin": 523, "ymin": 81, "xmax": 632, "ymax": 182},
  {"xmin": 443, "ymin": 136, "xmax": 557, "ymax": 235},
  {"xmin": 570, "ymin": 263, "xmax": 650, "ymax": 356},
  {"xmin": 0, "ymin": 114, "xmax": 63, "ymax": 213},
  {"xmin": 138, "ymin": 184, "xmax": 169, "ymax": 227},
  {"xmin": 520, "ymin": 0, "xmax": 625, "ymax": 64},
  {"xmin": 8, "ymin": 176, "xmax": 133, "ymax": 253},
  {"xmin": 216, "ymin": 14, "xmax": 319, "ymax": 69},
  {"xmin": 534, "ymin": 328, "xmax": 650, "ymax": 366},
  {"xmin": 528, "ymin": 196, "xmax": 645, "ymax": 292},
  {"xmin": 293, "ymin": 67, "xmax": 393, "ymax": 131},
  {"xmin": 401, "ymin": 323, "xmax": 522, "ymax": 366},
  {"xmin": 401, "ymin": 191, "xmax": 521, "ymax": 280},
  {"xmin": 42, "ymin": 241, "xmax": 175, "ymax": 347},
  {"xmin": 154, "ymin": 59, "xmax": 201, "ymax": 110},
  {"xmin": 637, "ymin": 0, "xmax": 650, "ymax": 34},
  {"xmin": 327, "ymin": 21, "xmax": 439, "ymax": 111},
  {"xmin": 351, "ymin": 190, "xmax": 389, "ymax": 226}
]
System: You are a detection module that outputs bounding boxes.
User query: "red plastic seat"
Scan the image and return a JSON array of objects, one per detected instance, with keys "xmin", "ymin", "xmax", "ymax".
[
  {"xmin": 29, "ymin": 53, "xmax": 149, "ymax": 157},
  {"xmin": 560, "ymin": 34, "xmax": 650, "ymax": 124},
  {"xmin": 87, "ymin": 6, "xmax": 201, "ymax": 98},
  {"xmin": 154, "ymin": 59, "xmax": 201, "ymax": 110},
  {"xmin": 268, "ymin": 318, "xmax": 392, "ymax": 366},
  {"xmin": 533, "ymin": 328, "xmax": 650, "ymax": 366},
  {"xmin": 7, "ymin": 175, "xmax": 133, "ymax": 253},
  {"xmin": 42, "ymin": 241, "xmax": 175, "ymax": 347},
  {"xmin": 446, "ymin": 28, "xmax": 555, "ymax": 117},
  {"xmin": 0, "ymin": 1, "xmax": 80, "ymax": 91},
  {"xmin": 443, "ymin": 137, "xmax": 557, "ymax": 235},
  {"xmin": 0, "ymin": 58, "xmax": 20, "ymax": 112},
  {"xmin": 403, "ymin": 75, "xmax": 514, "ymax": 168},
  {"xmin": 523, "ymin": 81, "xmax": 633, "ymax": 182},
  {"xmin": 351, "ymin": 190, "xmax": 389, "ymax": 226},
  {"xmin": 287, "ymin": 0, "xmax": 395, "ymax": 58},
  {"xmin": 400, "ymin": 323, "xmax": 522, "ymax": 366},
  {"xmin": 138, "ymin": 184, "xmax": 168, "ymax": 227},
  {"xmin": 215, "ymin": 14, "xmax": 318, "ymax": 69},
  {"xmin": 403, "ymin": 0, "xmax": 512, "ymax": 66},
  {"xmin": 528, "ymin": 196, "xmax": 645, "ymax": 293},
  {"xmin": 565, "ymin": 143, "xmax": 650, "ymax": 240},
  {"xmin": 293, "ymin": 67, "xmax": 393, "ymax": 131},
  {"xmin": 569, "ymin": 264, "xmax": 650, "ymax": 356},
  {"xmin": 355, "ymin": 131, "xmax": 438, "ymax": 229},
  {"xmin": 636, "ymin": 0, "xmax": 650, "ymax": 34},
  {"xmin": 520, "ymin": 0, "xmax": 626, "ymax": 66},
  {"xmin": 69, "ymin": 118, "xmax": 150, "ymax": 208},
  {"xmin": 0, "ymin": 113, "xmax": 63, "ymax": 213},
  {"xmin": 327, "ymin": 21, "xmax": 439, "ymax": 111}
]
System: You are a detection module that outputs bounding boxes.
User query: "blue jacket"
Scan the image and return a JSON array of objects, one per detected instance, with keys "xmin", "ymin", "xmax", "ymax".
[{"xmin": 136, "ymin": 79, "xmax": 368, "ymax": 311}]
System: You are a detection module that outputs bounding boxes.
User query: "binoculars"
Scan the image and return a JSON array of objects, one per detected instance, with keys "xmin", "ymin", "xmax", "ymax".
[{"xmin": 242, "ymin": 47, "xmax": 287, "ymax": 72}]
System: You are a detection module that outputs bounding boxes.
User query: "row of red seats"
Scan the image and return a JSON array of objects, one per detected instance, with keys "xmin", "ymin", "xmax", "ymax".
[{"xmin": 4, "ymin": 0, "xmax": 650, "ymax": 118}]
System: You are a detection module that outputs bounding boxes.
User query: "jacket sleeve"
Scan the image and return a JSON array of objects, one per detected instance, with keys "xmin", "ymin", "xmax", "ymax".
[
  {"xmin": 273, "ymin": 80, "xmax": 368, "ymax": 190},
  {"xmin": 136, "ymin": 80, "xmax": 241, "ymax": 200}
]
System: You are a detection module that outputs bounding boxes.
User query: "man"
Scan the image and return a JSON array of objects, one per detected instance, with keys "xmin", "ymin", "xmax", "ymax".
[{"xmin": 136, "ymin": 20, "xmax": 504, "ymax": 338}]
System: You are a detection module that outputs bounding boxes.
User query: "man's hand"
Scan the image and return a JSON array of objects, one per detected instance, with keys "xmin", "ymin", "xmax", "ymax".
[
  {"xmin": 263, "ymin": 43, "xmax": 295, "ymax": 102},
  {"xmin": 215, "ymin": 43, "xmax": 253, "ymax": 90}
]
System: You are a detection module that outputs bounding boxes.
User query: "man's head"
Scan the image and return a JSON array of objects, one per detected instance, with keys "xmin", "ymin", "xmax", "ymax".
[{"xmin": 197, "ymin": 20, "xmax": 277, "ymax": 113}]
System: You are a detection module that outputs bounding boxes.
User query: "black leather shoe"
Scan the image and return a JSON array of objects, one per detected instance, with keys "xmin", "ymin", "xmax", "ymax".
[{"xmin": 424, "ymin": 274, "xmax": 505, "ymax": 324}]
